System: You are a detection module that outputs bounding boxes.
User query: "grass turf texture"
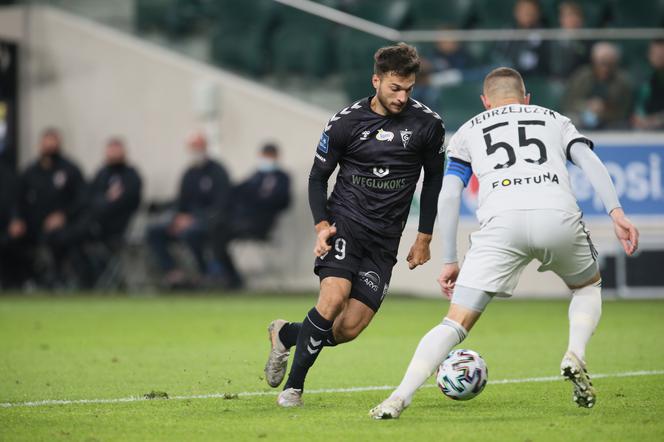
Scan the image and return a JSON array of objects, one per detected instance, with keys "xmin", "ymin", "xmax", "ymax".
[{"xmin": 1, "ymin": 295, "xmax": 663, "ymax": 441}]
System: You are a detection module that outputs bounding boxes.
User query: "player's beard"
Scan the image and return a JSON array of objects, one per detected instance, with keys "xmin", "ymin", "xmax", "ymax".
[{"xmin": 376, "ymin": 92, "xmax": 405, "ymax": 116}]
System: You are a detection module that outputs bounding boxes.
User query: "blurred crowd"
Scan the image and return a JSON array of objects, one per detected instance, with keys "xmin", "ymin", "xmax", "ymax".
[
  {"xmin": 0, "ymin": 129, "xmax": 291, "ymax": 291},
  {"xmin": 413, "ymin": 0, "xmax": 664, "ymax": 130}
]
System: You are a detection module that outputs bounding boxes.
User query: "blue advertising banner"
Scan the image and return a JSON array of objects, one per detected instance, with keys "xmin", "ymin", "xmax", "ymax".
[{"xmin": 458, "ymin": 144, "xmax": 664, "ymax": 218}]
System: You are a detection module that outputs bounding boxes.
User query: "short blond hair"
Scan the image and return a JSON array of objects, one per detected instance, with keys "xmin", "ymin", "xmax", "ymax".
[{"xmin": 483, "ymin": 67, "xmax": 526, "ymax": 99}]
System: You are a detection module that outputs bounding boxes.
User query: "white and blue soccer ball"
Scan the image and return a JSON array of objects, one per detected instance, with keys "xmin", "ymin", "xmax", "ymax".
[{"xmin": 436, "ymin": 349, "xmax": 488, "ymax": 401}]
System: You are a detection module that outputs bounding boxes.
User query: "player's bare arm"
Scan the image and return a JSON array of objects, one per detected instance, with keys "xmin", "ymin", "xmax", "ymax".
[{"xmin": 610, "ymin": 208, "xmax": 639, "ymax": 256}]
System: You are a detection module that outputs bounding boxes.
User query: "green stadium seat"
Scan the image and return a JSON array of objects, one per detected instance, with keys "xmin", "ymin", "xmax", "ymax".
[
  {"xmin": 337, "ymin": 29, "xmax": 392, "ymax": 100},
  {"xmin": 208, "ymin": 0, "xmax": 276, "ymax": 76},
  {"xmin": 410, "ymin": 0, "xmax": 478, "ymax": 29},
  {"xmin": 269, "ymin": 1, "xmax": 338, "ymax": 78},
  {"xmin": 526, "ymin": 76, "xmax": 563, "ymax": 110},
  {"xmin": 607, "ymin": 0, "xmax": 664, "ymax": 27},
  {"xmin": 345, "ymin": 0, "xmax": 414, "ymax": 29},
  {"xmin": 134, "ymin": 0, "xmax": 178, "ymax": 33},
  {"xmin": 436, "ymin": 81, "xmax": 484, "ymax": 130},
  {"xmin": 474, "ymin": 0, "xmax": 517, "ymax": 29}
]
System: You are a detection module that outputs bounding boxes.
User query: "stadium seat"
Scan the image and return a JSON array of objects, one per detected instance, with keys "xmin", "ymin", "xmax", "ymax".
[
  {"xmin": 269, "ymin": 0, "xmax": 338, "ymax": 78},
  {"xmin": 473, "ymin": 0, "xmax": 517, "ymax": 29},
  {"xmin": 526, "ymin": 76, "xmax": 562, "ymax": 110},
  {"xmin": 607, "ymin": 0, "xmax": 664, "ymax": 27},
  {"xmin": 436, "ymin": 81, "xmax": 485, "ymax": 130},
  {"xmin": 208, "ymin": 0, "xmax": 276, "ymax": 76},
  {"xmin": 410, "ymin": 0, "xmax": 478, "ymax": 29},
  {"xmin": 134, "ymin": 0, "xmax": 178, "ymax": 33},
  {"xmin": 336, "ymin": 29, "xmax": 392, "ymax": 100},
  {"xmin": 344, "ymin": 0, "xmax": 414, "ymax": 29}
]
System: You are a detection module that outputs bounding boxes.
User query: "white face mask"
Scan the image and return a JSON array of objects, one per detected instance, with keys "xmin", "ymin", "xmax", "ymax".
[
  {"xmin": 257, "ymin": 158, "xmax": 277, "ymax": 172},
  {"xmin": 190, "ymin": 151, "xmax": 207, "ymax": 167}
]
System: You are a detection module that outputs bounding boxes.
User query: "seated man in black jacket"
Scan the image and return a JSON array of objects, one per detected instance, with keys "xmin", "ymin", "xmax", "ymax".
[
  {"xmin": 212, "ymin": 143, "xmax": 291, "ymax": 288},
  {"xmin": 0, "ymin": 163, "xmax": 31, "ymax": 288},
  {"xmin": 146, "ymin": 131, "xmax": 230, "ymax": 288},
  {"xmin": 68, "ymin": 137, "xmax": 142, "ymax": 286},
  {"xmin": 16, "ymin": 128, "xmax": 86, "ymax": 287}
]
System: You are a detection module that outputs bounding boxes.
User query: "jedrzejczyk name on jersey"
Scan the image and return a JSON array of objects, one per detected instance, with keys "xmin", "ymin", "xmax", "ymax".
[{"xmin": 446, "ymin": 104, "xmax": 593, "ymax": 224}]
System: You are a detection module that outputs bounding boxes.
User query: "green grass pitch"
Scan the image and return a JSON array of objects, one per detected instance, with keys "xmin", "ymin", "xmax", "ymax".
[{"xmin": 1, "ymin": 294, "xmax": 663, "ymax": 441}]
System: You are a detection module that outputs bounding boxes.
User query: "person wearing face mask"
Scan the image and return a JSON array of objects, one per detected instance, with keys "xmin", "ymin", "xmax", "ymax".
[
  {"xmin": 562, "ymin": 42, "xmax": 633, "ymax": 129},
  {"xmin": 0, "ymin": 162, "xmax": 31, "ymax": 288},
  {"xmin": 211, "ymin": 143, "xmax": 291, "ymax": 289},
  {"xmin": 17, "ymin": 127, "xmax": 86, "ymax": 288},
  {"xmin": 63, "ymin": 137, "xmax": 142, "ymax": 287},
  {"xmin": 146, "ymin": 131, "xmax": 230, "ymax": 289}
]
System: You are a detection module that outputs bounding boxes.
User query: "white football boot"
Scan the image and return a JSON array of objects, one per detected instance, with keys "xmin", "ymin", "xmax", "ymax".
[
  {"xmin": 369, "ymin": 396, "xmax": 406, "ymax": 419},
  {"xmin": 264, "ymin": 319, "xmax": 290, "ymax": 388},
  {"xmin": 560, "ymin": 351, "xmax": 596, "ymax": 408},
  {"xmin": 277, "ymin": 388, "xmax": 303, "ymax": 407}
]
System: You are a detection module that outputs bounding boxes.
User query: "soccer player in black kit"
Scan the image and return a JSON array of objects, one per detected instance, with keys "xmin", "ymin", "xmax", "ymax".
[{"xmin": 264, "ymin": 43, "xmax": 446, "ymax": 407}]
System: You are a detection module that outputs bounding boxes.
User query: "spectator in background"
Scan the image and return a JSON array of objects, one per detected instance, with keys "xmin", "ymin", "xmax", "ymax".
[
  {"xmin": 563, "ymin": 42, "xmax": 633, "ymax": 129},
  {"xmin": 68, "ymin": 137, "xmax": 142, "ymax": 286},
  {"xmin": 146, "ymin": 131, "xmax": 230, "ymax": 289},
  {"xmin": 0, "ymin": 162, "xmax": 30, "ymax": 288},
  {"xmin": 17, "ymin": 128, "xmax": 86, "ymax": 287},
  {"xmin": 495, "ymin": 0, "xmax": 550, "ymax": 78},
  {"xmin": 550, "ymin": 2, "xmax": 591, "ymax": 80},
  {"xmin": 212, "ymin": 143, "xmax": 291, "ymax": 289},
  {"xmin": 414, "ymin": 25, "xmax": 483, "ymax": 106},
  {"xmin": 633, "ymin": 39, "xmax": 664, "ymax": 130}
]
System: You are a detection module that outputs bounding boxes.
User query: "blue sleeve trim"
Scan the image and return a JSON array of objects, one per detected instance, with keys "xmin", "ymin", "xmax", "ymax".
[{"xmin": 445, "ymin": 157, "xmax": 472, "ymax": 187}]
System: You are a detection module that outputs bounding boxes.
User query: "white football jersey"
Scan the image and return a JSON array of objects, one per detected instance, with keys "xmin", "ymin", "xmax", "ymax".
[{"xmin": 446, "ymin": 104, "xmax": 591, "ymax": 224}]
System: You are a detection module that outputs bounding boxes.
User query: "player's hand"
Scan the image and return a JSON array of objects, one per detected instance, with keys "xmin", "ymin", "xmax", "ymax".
[
  {"xmin": 610, "ymin": 208, "xmax": 639, "ymax": 256},
  {"xmin": 437, "ymin": 262, "xmax": 460, "ymax": 300},
  {"xmin": 407, "ymin": 233, "xmax": 432, "ymax": 269},
  {"xmin": 314, "ymin": 221, "xmax": 337, "ymax": 257}
]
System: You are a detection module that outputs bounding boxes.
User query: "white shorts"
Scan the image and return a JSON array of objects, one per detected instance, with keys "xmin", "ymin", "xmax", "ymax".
[{"xmin": 456, "ymin": 209, "xmax": 598, "ymax": 296}]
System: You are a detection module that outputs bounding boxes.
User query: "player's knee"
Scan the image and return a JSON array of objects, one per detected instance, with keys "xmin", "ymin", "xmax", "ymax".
[{"xmin": 317, "ymin": 277, "xmax": 350, "ymax": 319}]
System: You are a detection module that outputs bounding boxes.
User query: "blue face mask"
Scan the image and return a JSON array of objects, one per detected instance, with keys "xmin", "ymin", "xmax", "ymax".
[{"xmin": 257, "ymin": 158, "xmax": 277, "ymax": 172}]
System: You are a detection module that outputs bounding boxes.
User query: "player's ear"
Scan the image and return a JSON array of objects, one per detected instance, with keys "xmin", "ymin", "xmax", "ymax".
[
  {"xmin": 524, "ymin": 93, "xmax": 531, "ymax": 105},
  {"xmin": 480, "ymin": 94, "xmax": 491, "ymax": 110},
  {"xmin": 371, "ymin": 74, "xmax": 381, "ymax": 90}
]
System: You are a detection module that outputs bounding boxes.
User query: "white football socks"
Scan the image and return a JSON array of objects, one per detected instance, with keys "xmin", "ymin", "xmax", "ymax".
[
  {"xmin": 567, "ymin": 280, "xmax": 602, "ymax": 362},
  {"xmin": 390, "ymin": 318, "xmax": 467, "ymax": 406}
]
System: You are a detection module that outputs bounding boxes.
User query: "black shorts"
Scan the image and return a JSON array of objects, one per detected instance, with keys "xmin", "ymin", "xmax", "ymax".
[{"xmin": 314, "ymin": 216, "xmax": 400, "ymax": 312}]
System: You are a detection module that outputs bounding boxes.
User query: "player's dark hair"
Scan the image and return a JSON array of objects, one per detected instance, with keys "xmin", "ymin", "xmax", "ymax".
[{"xmin": 373, "ymin": 42, "xmax": 421, "ymax": 77}]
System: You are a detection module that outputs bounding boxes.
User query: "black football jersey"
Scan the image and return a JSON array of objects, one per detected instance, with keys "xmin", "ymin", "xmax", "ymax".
[{"xmin": 311, "ymin": 96, "xmax": 445, "ymax": 237}]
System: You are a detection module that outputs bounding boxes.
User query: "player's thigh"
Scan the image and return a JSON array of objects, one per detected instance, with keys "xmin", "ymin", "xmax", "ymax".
[
  {"xmin": 333, "ymin": 298, "xmax": 375, "ymax": 343},
  {"xmin": 456, "ymin": 213, "xmax": 531, "ymax": 296},
  {"xmin": 530, "ymin": 211, "xmax": 599, "ymax": 288},
  {"xmin": 348, "ymin": 235, "xmax": 399, "ymax": 313},
  {"xmin": 316, "ymin": 276, "xmax": 353, "ymax": 319}
]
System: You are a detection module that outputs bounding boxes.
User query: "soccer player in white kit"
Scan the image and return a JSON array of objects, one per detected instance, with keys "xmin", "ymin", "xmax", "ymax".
[{"xmin": 370, "ymin": 67, "xmax": 639, "ymax": 419}]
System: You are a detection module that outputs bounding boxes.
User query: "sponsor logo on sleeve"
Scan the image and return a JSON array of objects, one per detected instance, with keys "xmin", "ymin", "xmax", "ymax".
[{"xmin": 317, "ymin": 132, "xmax": 329, "ymax": 153}]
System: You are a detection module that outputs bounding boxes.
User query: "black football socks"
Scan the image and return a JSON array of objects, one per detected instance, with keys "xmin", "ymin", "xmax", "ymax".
[
  {"xmin": 278, "ymin": 322, "xmax": 302, "ymax": 348},
  {"xmin": 279, "ymin": 322, "xmax": 337, "ymax": 349},
  {"xmin": 283, "ymin": 307, "xmax": 332, "ymax": 391}
]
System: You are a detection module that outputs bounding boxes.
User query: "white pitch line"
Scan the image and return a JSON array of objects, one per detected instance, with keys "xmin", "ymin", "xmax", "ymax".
[{"xmin": 2, "ymin": 370, "xmax": 663, "ymax": 409}]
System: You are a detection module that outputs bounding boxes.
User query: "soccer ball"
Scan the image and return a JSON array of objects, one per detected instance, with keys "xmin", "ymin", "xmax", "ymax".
[{"xmin": 436, "ymin": 349, "xmax": 488, "ymax": 401}]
